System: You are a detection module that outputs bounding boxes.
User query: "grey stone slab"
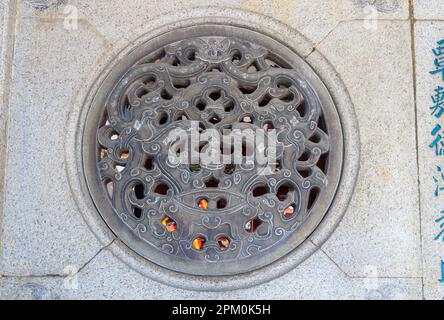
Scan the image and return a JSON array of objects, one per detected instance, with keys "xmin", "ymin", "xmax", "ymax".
[
  {"xmin": 315, "ymin": 20, "xmax": 422, "ymax": 278},
  {"xmin": 414, "ymin": 21, "xmax": 444, "ymax": 300},
  {"xmin": 1, "ymin": 17, "xmax": 111, "ymax": 276},
  {"xmin": 241, "ymin": 0, "xmax": 409, "ymax": 44},
  {"xmin": 1, "ymin": 246, "xmax": 417, "ymax": 300},
  {"xmin": 19, "ymin": 0, "xmax": 67, "ymax": 14},
  {"xmin": 0, "ymin": 0, "xmax": 16, "ymax": 276},
  {"xmin": 16, "ymin": 0, "xmax": 409, "ymax": 48},
  {"xmin": 0, "ymin": 244, "xmax": 420, "ymax": 299},
  {"xmin": 0, "ymin": 0, "xmax": 426, "ymax": 299},
  {"xmin": 0, "ymin": 276, "xmax": 63, "ymax": 299},
  {"xmin": 414, "ymin": 0, "xmax": 444, "ymax": 20}
]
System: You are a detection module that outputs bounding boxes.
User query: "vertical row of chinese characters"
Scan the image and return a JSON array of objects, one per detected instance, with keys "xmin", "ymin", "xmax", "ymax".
[{"xmin": 428, "ymin": 39, "xmax": 444, "ymax": 283}]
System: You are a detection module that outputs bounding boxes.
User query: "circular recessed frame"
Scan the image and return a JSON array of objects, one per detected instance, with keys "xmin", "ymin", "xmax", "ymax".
[
  {"xmin": 69, "ymin": 12, "xmax": 360, "ymax": 290},
  {"xmin": 83, "ymin": 25, "xmax": 343, "ymax": 276}
]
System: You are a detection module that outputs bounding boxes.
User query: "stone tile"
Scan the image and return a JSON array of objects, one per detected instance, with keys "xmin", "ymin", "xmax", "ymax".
[
  {"xmin": 414, "ymin": 0, "xmax": 444, "ymax": 20},
  {"xmin": 18, "ymin": 0, "xmax": 68, "ymax": 15},
  {"xmin": 17, "ymin": 1, "xmax": 248, "ymax": 46},
  {"xmin": 414, "ymin": 21, "xmax": 444, "ymax": 300},
  {"xmin": 1, "ymin": 17, "xmax": 110, "ymax": 276},
  {"xmin": 315, "ymin": 20, "xmax": 422, "ymax": 278},
  {"xmin": 0, "ymin": 0, "xmax": 427, "ymax": 299},
  {"xmin": 0, "ymin": 251, "xmax": 422, "ymax": 299},
  {"xmin": 0, "ymin": 276, "xmax": 63, "ymax": 299},
  {"xmin": 55, "ymin": 245, "xmax": 420, "ymax": 299},
  {"xmin": 16, "ymin": 0, "xmax": 409, "ymax": 48},
  {"xmin": 241, "ymin": 0, "xmax": 409, "ymax": 45},
  {"xmin": 0, "ymin": 0, "xmax": 16, "ymax": 276}
]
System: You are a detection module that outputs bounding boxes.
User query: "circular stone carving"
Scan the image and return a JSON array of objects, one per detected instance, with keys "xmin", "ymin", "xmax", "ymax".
[{"xmin": 82, "ymin": 25, "xmax": 343, "ymax": 276}]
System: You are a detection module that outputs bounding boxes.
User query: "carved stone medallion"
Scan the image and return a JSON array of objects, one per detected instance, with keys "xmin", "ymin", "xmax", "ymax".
[{"xmin": 82, "ymin": 25, "xmax": 343, "ymax": 276}]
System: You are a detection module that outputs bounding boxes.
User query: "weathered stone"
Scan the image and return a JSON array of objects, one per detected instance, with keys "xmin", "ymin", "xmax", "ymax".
[
  {"xmin": 315, "ymin": 20, "xmax": 422, "ymax": 278},
  {"xmin": 0, "ymin": 0, "xmax": 17, "ymax": 276},
  {"xmin": 0, "ymin": 0, "xmax": 436, "ymax": 299},
  {"xmin": 414, "ymin": 20, "xmax": 444, "ymax": 300},
  {"xmin": 1, "ymin": 17, "xmax": 108, "ymax": 276},
  {"xmin": 414, "ymin": 0, "xmax": 444, "ymax": 20}
]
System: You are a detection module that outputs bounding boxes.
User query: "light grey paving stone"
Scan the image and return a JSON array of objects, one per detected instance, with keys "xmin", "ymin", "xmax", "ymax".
[
  {"xmin": 414, "ymin": 0, "xmax": 444, "ymax": 20},
  {"xmin": 241, "ymin": 0, "xmax": 409, "ymax": 44},
  {"xmin": 0, "ymin": 276, "xmax": 63, "ymax": 299},
  {"xmin": 0, "ymin": 17, "xmax": 112, "ymax": 276},
  {"xmin": 314, "ymin": 20, "xmax": 422, "ymax": 278},
  {"xmin": 0, "ymin": 251, "xmax": 422, "ymax": 299},
  {"xmin": 0, "ymin": 0, "xmax": 16, "ymax": 276},
  {"xmin": 0, "ymin": 0, "xmax": 425, "ymax": 299},
  {"xmin": 414, "ymin": 21, "xmax": 444, "ymax": 300},
  {"xmin": 55, "ymin": 245, "xmax": 421, "ymax": 299},
  {"xmin": 19, "ymin": 0, "xmax": 67, "ymax": 14},
  {"xmin": 16, "ymin": 0, "xmax": 409, "ymax": 48}
]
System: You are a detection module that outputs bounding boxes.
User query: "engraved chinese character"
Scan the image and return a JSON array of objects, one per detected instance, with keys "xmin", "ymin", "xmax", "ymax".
[
  {"xmin": 429, "ymin": 124, "xmax": 444, "ymax": 156},
  {"xmin": 440, "ymin": 259, "xmax": 444, "ymax": 283},
  {"xmin": 434, "ymin": 210, "xmax": 444, "ymax": 241},
  {"xmin": 431, "ymin": 86, "xmax": 444, "ymax": 119},
  {"xmin": 433, "ymin": 165, "xmax": 444, "ymax": 197},
  {"xmin": 430, "ymin": 40, "xmax": 444, "ymax": 81}
]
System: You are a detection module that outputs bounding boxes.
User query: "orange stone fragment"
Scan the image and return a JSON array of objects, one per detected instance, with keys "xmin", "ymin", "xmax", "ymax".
[
  {"xmin": 218, "ymin": 237, "xmax": 230, "ymax": 249},
  {"xmin": 100, "ymin": 148, "xmax": 106, "ymax": 160},
  {"xmin": 192, "ymin": 237, "xmax": 205, "ymax": 250},
  {"xmin": 161, "ymin": 217, "xmax": 177, "ymax": 232},
  {"xmin": 283, "ymin": 205, "xmax": 295, "ymax": 218},
  {"xmin": 198, "ymin": 199, "xmax": 208, "ymax": 209}
]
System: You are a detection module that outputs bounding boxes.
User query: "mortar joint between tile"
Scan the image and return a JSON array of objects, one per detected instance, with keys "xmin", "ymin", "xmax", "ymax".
[
  {"xmin": 408, "ymin": 0, "xmax": 425, "ymax": 300},
  {"xmin": 0, "ymin": 0, "xmax": 18, "ymax": 277}
]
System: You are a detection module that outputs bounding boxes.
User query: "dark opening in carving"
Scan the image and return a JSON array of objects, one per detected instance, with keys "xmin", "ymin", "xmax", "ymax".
[
  {"xmin": 217, "ymin": 198, "xmax": 227, "ymax": 209},
  {"xmin": 158, "ymin": 112, "xmax": 169, "ymax": 125},
  {"xmin": 298, "ymin": 151, "xmax": 310, "ymax": 162},
  {"xmin": 205, "ymin": 177, "xmax": 219, "ymax": 188},
  {"xmin": 173, "ymin": 78, "xmax": 191, "ymax": 89},
  {"xmin": 253, "ymin": 185, "xmax": 269, "ymax": 197},
  {"xmin": 154, "ymin": 183, "xmax": 169, "ymax": 195},
  {"xmin": 309, "ymin": 132, "xmax": 321, "ymax": 143},
  {"xmin": 239, "ymin": 84, "xmax": 257, "ymax": 95},
  {"xmin": 160, "ymin": 89, "xmax": 173, "ymax": 100},
  {"xmin": 132, "ymin": 206, "xmax": 142, "ymax": 219},
  {"xmin": 317, "ymin": 152, "xmax": 329, "ymax": 174},
  {"xmin": 144, "ymin": 156, "xmax": 154, "ymax": 170},
  {"xmin": 196, "ymin": 99, "xmax": 206, "ymax": 111},
  {"xmin": 308, "ymin": 187, "xmax": 320, "ymax": 211},
  {"xmin": 297, "ymin": 167, "xmax": 312, "ymax": 178},
  {"xmin": 258, "ymin": 94, "xmax": 273, "ymax": 107},
  {"xmin": 209, "ymin": 114, "xmax": 221, "ymax": 124},
  {"xmin": 134, "ymin": 183, "xmax": 145, "ymax": 199},
  {"xmin": 209, "ymin": 90, "xmax": 221, "ymax": 101},
  {"xmin": 276, "ymin": 184, "xmax": 293, "ymax": 201}
]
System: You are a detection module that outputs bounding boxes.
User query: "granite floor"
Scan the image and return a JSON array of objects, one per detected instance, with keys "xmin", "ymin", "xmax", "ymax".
[{"xmin": 0, "ymin": 0, "xmax": 443, "ymax": 300}]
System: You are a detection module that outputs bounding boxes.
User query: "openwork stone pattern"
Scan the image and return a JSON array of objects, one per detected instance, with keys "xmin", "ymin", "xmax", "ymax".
[{"xmin": 83, "ymin": 26, "xmax": 343, "ymax": 276}]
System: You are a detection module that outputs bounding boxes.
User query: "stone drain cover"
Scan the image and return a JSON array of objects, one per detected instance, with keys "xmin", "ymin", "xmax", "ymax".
[{"xmin": 82, "ymin": 25, "xmax": 343, "ymax": 276}]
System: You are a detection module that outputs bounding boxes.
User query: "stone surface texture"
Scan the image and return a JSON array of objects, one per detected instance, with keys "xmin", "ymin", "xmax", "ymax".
[
  {"xmin": 0, "ymin": 0, "xmax": 441, "ymax": 299},
  {"xmin": 414, "ymin": 0, "xmax": 444, "ymax": 20},
  {"xmin": 315, "ymin": 20, "xmax": 421, "ymax": 278},
  {"xmin": 414, "ymin": 21, "xmax": 444, "ymax": 300}
]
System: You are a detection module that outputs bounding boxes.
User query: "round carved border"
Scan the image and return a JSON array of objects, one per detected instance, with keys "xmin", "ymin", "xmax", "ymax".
[{"xmin": 65, "ymin": 8, "xmax": 360, "ymax": 291}]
